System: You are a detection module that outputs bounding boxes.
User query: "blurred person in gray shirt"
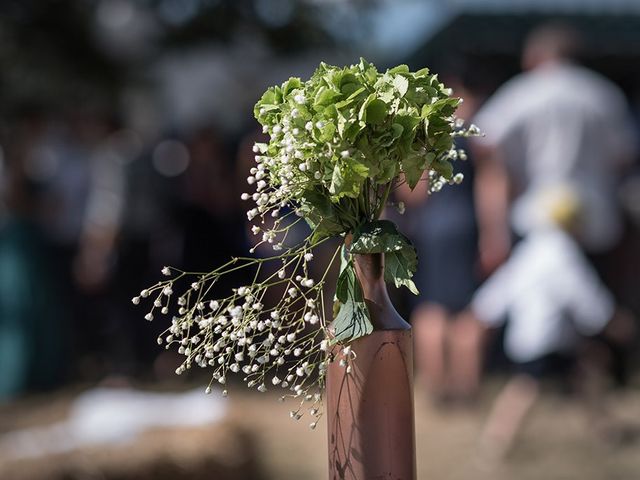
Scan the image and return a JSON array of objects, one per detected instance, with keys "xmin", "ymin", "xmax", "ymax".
[{"xmin": 473, "ymin": 23, "xmax": 637, "ymax": 273}]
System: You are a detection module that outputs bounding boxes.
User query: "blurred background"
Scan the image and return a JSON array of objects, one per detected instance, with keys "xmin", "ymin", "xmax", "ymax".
[{"xmin": 1, "ymin": 0, "xmax": 640, "ymax": 479}]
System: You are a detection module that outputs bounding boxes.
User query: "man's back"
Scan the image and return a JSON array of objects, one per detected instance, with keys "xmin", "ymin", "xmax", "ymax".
[{"xmin": 475, "ymin": 62, "xmax": 636, "ymax": 250}]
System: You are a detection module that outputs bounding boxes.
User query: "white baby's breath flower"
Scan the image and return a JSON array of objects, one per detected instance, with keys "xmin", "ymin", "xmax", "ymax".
[{"xmin": 246, "ymin": 208, "xmax": 258, "ymax": 220}]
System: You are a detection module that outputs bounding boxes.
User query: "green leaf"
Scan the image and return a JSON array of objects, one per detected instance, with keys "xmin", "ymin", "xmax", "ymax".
[
  {"xmin": 318, "ymin": 122, "xmax": 336, "ymax": 142},
  {"xmin": 254, "ymin": 87, "xmax": 282, "ymax": 118},
  {"xmin": 335, "ymin": 254, "xmax": 363, "ymax": 303},
  {"xmin": 364, "ymin": 98, "xmax": 388, "ymax": 125},
  {"xmin": 336, "ymin": 107, "xmax": 357, "ymax": 137},
  {"xmin": 379, "ymin": 88, "xmax": 395, "ymax": 103},
  {"xmin": 314, "ymin": 87, "xmax": 341, "ymax": 107},
  {"xmin": 335, "ymin": 86, "xmax": 366, "ymax": 109},
  {"xmin": 283, "ymin": 77, "xmax": 302, "ymax": 96},
  {"xmin": 432, "ymin": 159, "xmax": 454, "ymax": 180},
  {"xmin": 332, "ymin": 256, "xmax": 372, "ymax": 343},
  {"xmin": 391, "ymin": 123, "xmax": 404, "ymax": 139},
  {"xmin": 387, "ymin": 64, "xmax": 409, "ymax": 75},
  {"xmin": 300, "ymin": 188, "xmax": 348, "ymax": 242},
  {"xmin": 258, "ymin": 88, "xmax": 276, "ymax": 106},
  {"xmin": 302, "ymin": 188, "xmax": 333, "ymax": 216},
  {"xmin": 393, "ymin": 75, "xmax": 409, "ymax": 97},
  {"xmin": 332, "ymin": 295, "xmax": 373, "ymax": 344},
  {"xmin": 385, "ymin": 250, "xmax": 419, "ymax": 295},
  {"xmin": 350, "ymin": 220, "xmax": 419, "ymax": 295},
  {"xmin": 401, "ymin": 151, "xmax": 427, "ymax": 189},
  {"xmin": 394, "ymin": 114, "xmax": 421, "ymax": 154},
  {"xmin": 340, "ymin": 72, "xmax": 358, "ymax": 89},
  {"xmin": 328, "ymin": 160, "xmax": 369, "ymax": 200},
  {"xmin": 309, "ymin": 216, "xmax": 346, "ymax": 243},
  {"xmin": 351, "ymin": 220, "xmax": 406, "ymax": 253}
]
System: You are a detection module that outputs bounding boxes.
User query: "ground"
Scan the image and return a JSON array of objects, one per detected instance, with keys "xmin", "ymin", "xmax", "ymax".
[
  {"xmin": 2, "ymin": 378, "xmax": 640, "ymax": 479},
  {"xmin": 229, "ymin": 379, "xmax": 640, "ymax": 480}
]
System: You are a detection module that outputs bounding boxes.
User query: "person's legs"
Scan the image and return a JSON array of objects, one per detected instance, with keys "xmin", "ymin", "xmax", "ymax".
[
  {"xmin": 413, "ymin": 303, "xmax": 449, "ymax": 400},
  {"xmin": 448, "ymin": 310, "xmax": 484, "ymax": 401},
  {"xmin": 574, "ymin": 340, "xmax": 632, "ymax": 443},
  {"xmin": 479, "ymin": 374, "xmax": 540, "ymax": 460}
]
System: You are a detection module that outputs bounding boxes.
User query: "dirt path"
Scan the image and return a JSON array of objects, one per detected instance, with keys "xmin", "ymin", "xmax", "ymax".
[
  {"xmin": 2, "ymin": 381, "xmax": 640, "ymax": 479},
  {"xmin": 228, "ymin": 381, "xmax": 640, "ymax": 480}
]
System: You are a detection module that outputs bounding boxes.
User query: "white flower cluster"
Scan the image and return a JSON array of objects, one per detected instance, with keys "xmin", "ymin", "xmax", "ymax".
[
  {"xmin": 133, "ymin": 90, "xmax": 359, "ymax": 425},
  {"xmin": 245, "ymin": 120, "xmax": 328, "ymax": 230},
  {"xmin": 134, "ymin": 235, "xmax": 343, "ymax": 426},
  {"xmin": 426, "ymin": 169, "xmax": 465, "ymax": 194}
]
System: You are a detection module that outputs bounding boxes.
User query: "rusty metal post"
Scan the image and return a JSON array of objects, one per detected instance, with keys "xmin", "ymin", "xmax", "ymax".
[{"xmin": 326, "ymin": 252, "xmax": 416, "ymax": 480}]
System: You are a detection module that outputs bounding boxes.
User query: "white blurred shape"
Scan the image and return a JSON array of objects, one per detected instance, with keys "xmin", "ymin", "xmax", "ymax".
[
  {"xmin": 94, "ymin": 0, "xmax": 161, "ymax": 59},
  {"xmin": 0, "ymin": 387, "xmax": 227, "ymax": 460},
  {"xmin": 152, "ymin": 139, "xmax": 190, "ymax": 177}
]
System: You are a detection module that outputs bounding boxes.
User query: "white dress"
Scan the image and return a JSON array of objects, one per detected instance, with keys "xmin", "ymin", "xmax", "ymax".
[{"xmin": 472, "ymin": 228, "xmax": 614, "ymax": 363}]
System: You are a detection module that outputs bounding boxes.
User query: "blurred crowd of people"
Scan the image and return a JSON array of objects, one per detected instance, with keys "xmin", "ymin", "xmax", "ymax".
[
  {"xmin": 1, "ymin": 17, "xmax": 640, "ymax": 460},
  {"xmin": 0, "ymin": 104, "xmax": 261, "ymax": 397}
]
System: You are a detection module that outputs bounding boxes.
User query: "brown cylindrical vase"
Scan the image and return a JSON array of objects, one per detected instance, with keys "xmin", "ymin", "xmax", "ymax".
[{"xmin": 326, "ymin": 251, "xmax": 416, "ymax": 480}]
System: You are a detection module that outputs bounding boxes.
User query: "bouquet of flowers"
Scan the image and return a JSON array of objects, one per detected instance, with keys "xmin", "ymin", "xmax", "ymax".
[{"xmin": 134, "ymin": 58, "xmax": 476, "ymax": 426}]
